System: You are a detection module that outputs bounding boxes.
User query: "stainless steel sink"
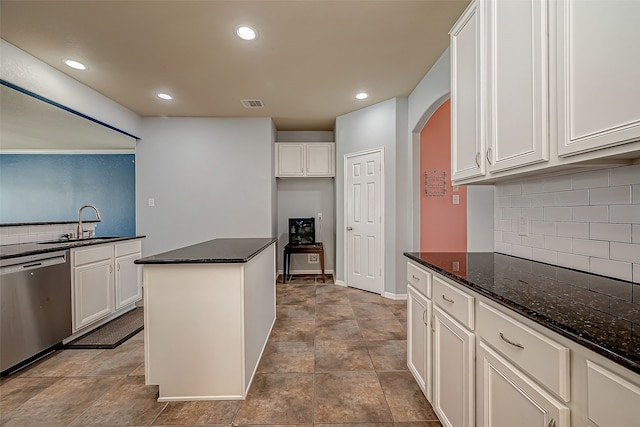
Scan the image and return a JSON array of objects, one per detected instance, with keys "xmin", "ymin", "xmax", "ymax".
[{"xmin": 37, "ymin": 236, "xmax": 122, "ymax": 245}]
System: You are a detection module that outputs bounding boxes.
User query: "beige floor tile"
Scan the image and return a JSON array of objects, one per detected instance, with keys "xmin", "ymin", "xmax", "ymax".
[
  {"xmin": 257, "ymin": 341, "xmax": 315, "ymax": 373},
  {"xmin": 0, "ymin": 377, "xmax": 60, "ymax": 415},
  {"xmin": 70, "ymin": 376, "xmax": 166, "ymax": 426},
  {"xmin": 315, "ymin": 340, "xmax": 374, "ymax": 371},
  {"xmin": 358, "ymin": 319, "xmax": 406, "ymax": 341},
  {"xmin": 315, "ymin": 304, "xmax": 355, "ymax": 321},
  {"xmin": 351, "ymin": 303, "xmax": 398, "ymax": 320},
  {"xmin": 316, "ymin": 320, "xmax": 363, "ymax": 341},
  {"xmin": 316, "ymin": 291, "xmax": 351, "ymax": 305},
  {"xmin": 269, "ymin": 319, "xmax": 315, "ymax": 342},
  {"xmin": 234, "ymin": 373, "xmax": 314, "ymax": 424},
  {"xmin": 66, "ymin": 338, "xmax": 144, "ymax": 376},
  {"xmin": 152, "ymin": 400, "xmax": 238, "ymax": 426},
  {"xmin": 18, "ymin": 349, "xmax": 103, "ymax": 378},
  {"xmin": 366, "ymin": 340, "xmax": 408, "ymax": 371},
  {"xmin": 277, "ymin": 304, "xmax": 316, "ymax": 320},
  {"xmin": 2, "ymin": 376, "xmax": 121, "ymax": 426},
  {"xmin": 314, "ymin": 371, "xmax": 393, "ymax": 423},
  {"xmin": 378, "ymin": 372, "xmax": 439, "ymax": 422}
]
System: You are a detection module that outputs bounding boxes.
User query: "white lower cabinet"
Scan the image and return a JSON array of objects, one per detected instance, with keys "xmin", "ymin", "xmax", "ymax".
[
  {"xmin": 407, "ymin": 284, "xmax": 433, "ymax": 401},
  {"xmin": 115, "ymin": 241, "xmax": 142, "ymax": 309},
  {"xmin": 478, "ymin": 341, "xmax": 569, "ymax": 427},
  {"xmin": 71, "ymin": 239, "xmax": 142, "ymax": 333},
  {"xmin": 586, "ymin": 361, "xmax": 640, "ymax": 427},
  {"xmin": 433, "ymin": 305, "xmax": 475, "ymax": 427},
  {"xmin": 73, "ymin": 246, "xmax": 114, "ymax": 331}
]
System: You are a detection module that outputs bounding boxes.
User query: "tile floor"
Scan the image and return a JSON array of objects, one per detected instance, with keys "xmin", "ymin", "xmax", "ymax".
[{"xmin": 0, "ymin": 274, "xmax": 442, "ymax": 427}]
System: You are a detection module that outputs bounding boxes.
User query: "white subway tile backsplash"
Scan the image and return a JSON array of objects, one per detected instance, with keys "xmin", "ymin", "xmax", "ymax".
[
  {"xmin": 545, "ymin": 236, "xmax": 572, "ymax": 252},
  {"xmin": 557, "ymin": 252, "xmax": 590, "ymax": 271},
  {"xmin": 590, "ymin": 257, "xmax": 633, "ymax": 282},
  {"xmin": 544, "ymin": 207, "xmax": 572, "ymax": 222},
  {"xmin": 554, "ymin": 189, "xmax": 589, "ymax": 206},
  {"xmin": 511, "ymin": 245, "xmax": 533, "ymax": 259},
  {"xmin": 522, "ymin": 234, "xmax": 545, "ymax": 248},
  {"xmin": 557, "ymin": 222, "xmax": 589, "ymax": 239},
  {"xmin": 532, "ymin": 248, "xmax": 558, "ymax": 264},
  {"xmin": 0, "ymin": 235, "xmax": 19, "ymax": 245},
  {"xmin": 590, "ymin": 223, "xmax": 632, "ymax": 243},
  {"xmin": 511, "ymin": 194, "xmax": 532, "ymax": 207},
  {"xmin": 610, "ymin": 205, "xmax": 640, "ymax": 224},
  {"xmin": 572, "ymin": 206, "xmax": 609, "ymax": 223},
  {"xmin": 572, "ymin": 169, "xmax": 609, "ymax": 189},
  {"xmin": 572, "ymin": 238, "xmax": 609, "ymax": 258},
  {"xmin": 542, "ymin": 176, "xmax": 572, "ymax": 192},
  {"xmin": 496, "ymin": 166, "xmax": 640, "ymax": 283},
  {"xmin": 502, "ymin": 232, "xmax": 523, "ymax": 245},
  {"xmin": 495, "ymin": 242, "xmax": 512, "ymax": 254},
  {"xmin": 610, "ymin": 242, "xmax": 640, "ymax": 264},
  {"xmin": 609, "ymin": 164, "xmax": 640, "ymax": 186},
  {"xmin": 530, "ymin": 221, "xmax": 557, "ymax": 236},
  {"xmin": 522, "ymin": 180, "xmax": 543, "ymax": 194},
  {"xmin": 589, "ymin": 186, "xmax": 632, "ymax": 205},
  {"xmin": 530, "ymin": 193, "xmax": 556, "ymax": 207},
  {"xmin": 522, "ymin": 207, "xmax": 544, "ymax": 220}
]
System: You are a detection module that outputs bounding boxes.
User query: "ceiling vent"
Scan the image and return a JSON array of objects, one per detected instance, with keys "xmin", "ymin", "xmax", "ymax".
[{"xmin": 241, "ymin": 99, "xmax": 264, "ymax": 108}]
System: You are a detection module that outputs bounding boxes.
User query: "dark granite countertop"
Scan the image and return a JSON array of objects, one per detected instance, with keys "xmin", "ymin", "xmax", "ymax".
[
  {"xmin": 0, "ymin": 220, "xmax": 99, "ymax": 227},
  {"xmin": 0, "ymin": 236, "xmax": 145, "ymax": 260},
  {"xmin": 404, "ymin": 252, "xmax": 640, "ymax": 375},
  {"xmin": 135, "ymin": 237, "xmax": 277, "ymax": 264}
]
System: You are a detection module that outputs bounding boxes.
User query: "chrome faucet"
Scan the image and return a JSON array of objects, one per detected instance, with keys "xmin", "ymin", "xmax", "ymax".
[{"xmin": 77, "ymin": 205, "xmax": 102, "ymax": 239}]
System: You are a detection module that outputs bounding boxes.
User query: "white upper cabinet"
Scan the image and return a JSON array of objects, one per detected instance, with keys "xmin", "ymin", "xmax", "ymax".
[
  {"xmin": 485, "ymin": 0, "xmax": 549, "ymax": 172},
  {"xmin": 555, "ymin": 0, "xmax": 640, "ymax": 156},
  {"xmin": 275, "ymin": 143, "xmax": 335, "ymax": 177},
  {"xmin": 451, "ymin": 0, "xmax": 485, "ymax": 181}
]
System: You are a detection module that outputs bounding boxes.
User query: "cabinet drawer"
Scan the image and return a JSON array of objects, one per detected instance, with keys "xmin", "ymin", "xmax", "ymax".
[
  {"xmin": 73, "ymin": 245, "xmax": 113, "ymax": 266},
  {"xmin": 587, "ymin": 361, "xmax": 640, "ymax": 427},
  {"xmin": 478, "ymin": 302, "xmax": 570, "ymax": 401},
  {"xmin": 115, "ymin": 240, "xmax": 141, "ymax": 257},
  {"xmin": 407, "ymin": 262, "xmax": 431, "ymax": 297},
  {"xmin": 432, "ymin": 274, "xmax": 474, "ymax": 330}
]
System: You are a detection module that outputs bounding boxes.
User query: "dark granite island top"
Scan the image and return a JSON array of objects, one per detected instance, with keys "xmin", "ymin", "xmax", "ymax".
[
  {"xmin": 135, "ymin": 237, "xmax": 277, "ymax": 264},
  {"xmin": 404, "ymin": 252, "xmax": 640, "ymax": 375}
]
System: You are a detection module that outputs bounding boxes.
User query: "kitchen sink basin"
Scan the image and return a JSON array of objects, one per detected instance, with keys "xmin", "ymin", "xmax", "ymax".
[{"xmin": 38, "ymin": 236, "xmax": 122, "ymax": 244}]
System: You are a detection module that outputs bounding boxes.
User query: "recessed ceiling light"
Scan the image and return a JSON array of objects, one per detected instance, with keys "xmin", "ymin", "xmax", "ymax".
[
  {"xmin": 235, "ymin": 25, "xmax": 257, "ymax": 41},
  {"xmin": 157, "ymin": 93, "xmax": 173, "ymax": 100},
  {"xmin": 63, "ymin": 59, "xmax": 86, "ymax": 70},
  {"xmin": 355, "ymin": 92, "xmax": 368, "ymax": 100}
]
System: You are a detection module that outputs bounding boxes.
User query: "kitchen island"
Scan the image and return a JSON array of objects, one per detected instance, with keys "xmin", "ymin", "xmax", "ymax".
[{"xmin": 135, "ymin": 237, "xmax": 277, "ymax": 401}]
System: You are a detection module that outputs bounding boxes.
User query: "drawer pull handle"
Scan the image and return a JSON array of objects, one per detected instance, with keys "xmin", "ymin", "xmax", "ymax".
[
  {"xmin": 412, "ymin": 274, "xmax": 420, "ymax": 280},
  {"xmin": 423, "ymin": 310, "xmax": 427, "ymax": 325},
  {"xmin": 500, "ymin": 332, "xmax": 524, "ymax": 349},
  {"xmin": 442, "ymin": 294, "xmax": 454, "ymax": 303},
  {"xmin": 548, "ymin": 419, "xmax": 556, "ymax": 427}
]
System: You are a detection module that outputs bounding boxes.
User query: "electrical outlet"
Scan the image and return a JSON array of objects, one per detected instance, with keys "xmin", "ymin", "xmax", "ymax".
[
  {"xmin": 453, "ymin": 195, "xmax": 460, "ymax": 205},
  {"xmin": 518, "ymin": 216, "xmax": 529, "ymax": 236},
  {"xmin": 148, "ymin": 198, "xmax": 155, "ymax": 207},
  {"xmin": 308, "ymin": 254, "xmax": 319, "ymax": 264},
  {"xmin": 317, "ymin": 212, "xmax": 322, "ymax": 220}
]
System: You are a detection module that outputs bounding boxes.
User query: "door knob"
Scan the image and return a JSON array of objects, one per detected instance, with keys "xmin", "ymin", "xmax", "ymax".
[{"xmin": 346, "ymin": 226, "xmax": 353, "ymax": 231}]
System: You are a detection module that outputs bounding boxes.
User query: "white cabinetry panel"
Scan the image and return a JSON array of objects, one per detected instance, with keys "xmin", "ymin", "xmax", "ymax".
[
  {"xmin": 275, "ymin": 143, "xmax": 335, "ymax": 177},
  {"xmin": 556, "ymin": 0, "xmax": 640, "ymax": 156},
  {"xmin": 407, "ymin": 284, "xmax": 433, "ymax": 402}
]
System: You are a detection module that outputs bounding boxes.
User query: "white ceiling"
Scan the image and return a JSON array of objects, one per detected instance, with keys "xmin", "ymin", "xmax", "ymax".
[{"xmin": 0, "ymin": 0, "xmax": 470, "ymax": 131}]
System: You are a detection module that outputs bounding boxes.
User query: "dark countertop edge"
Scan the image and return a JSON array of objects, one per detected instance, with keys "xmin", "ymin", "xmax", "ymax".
[
  {"xmin": 1, "ymin": 220, "xmax": 100, "ymax": 227},
  {"xmin": 135, "ymin": 237, "xmax": 277, "ymax": 265},
  {"xmin": 403, "ymin": 252, "xmax": 640, "ymax": 375},
  {"xmin": 0, "ymin": 236, "xmax": 145, "ymax": 260}
]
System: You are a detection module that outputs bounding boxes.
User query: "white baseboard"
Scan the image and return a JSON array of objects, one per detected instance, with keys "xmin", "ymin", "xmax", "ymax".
[
  {"xmin": 383, "ymin": 292, "xmax": 408, "ymax": 301},
  {"xmin": 278, "ymin": 269, "xmax": 335, "ymax": 275},
  {"xmin": 334, "ymin": 279, "xmax": 347, "ymax": 287}
]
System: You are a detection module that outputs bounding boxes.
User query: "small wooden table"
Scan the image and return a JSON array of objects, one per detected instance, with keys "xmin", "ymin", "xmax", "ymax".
[{"xmin": 283, "ymin": 242, "xmax": 325, "ymax": 283}]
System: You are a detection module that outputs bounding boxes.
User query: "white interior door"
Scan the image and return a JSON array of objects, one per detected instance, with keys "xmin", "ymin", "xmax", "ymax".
[{"xmin": 345, "ymin": 149, "xmax": 383, "ymax": 294}]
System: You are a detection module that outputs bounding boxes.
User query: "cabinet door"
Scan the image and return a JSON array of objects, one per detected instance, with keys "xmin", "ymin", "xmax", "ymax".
[
  {"xmin": 407, "ymin": 285, "xmax": 433, "ymax": 402},
  {"xmin": 451, "ymin": 0, "xmax": 485, "ymax": 181},
  {"xmin": 485, "ymin": 0, "xmax": 549, "ymax": 172},
  {"xmin": 433, "ymin": 305, "xmax": 475, "ymax": 427},
  {"xmin": 73, "ymin": 259, "xmax": 113, "ymax": 331},
  {"xmin": 115, "ymin": 252, "xmax": 142, "ymax": 309},
  {"xmin": 555, "ymin": 0, "xmax": 640, "ymax": 156},
  {"xmin": 276, "ymin": 143, "xmax": 305, "ymax": 177},
  {"xmin": 306, "ymin": 143, "xmax": 335, "ymax": 177},
  {"xmin": 478, "ymin": 341, "xmax": 569, "ymax": 427}
]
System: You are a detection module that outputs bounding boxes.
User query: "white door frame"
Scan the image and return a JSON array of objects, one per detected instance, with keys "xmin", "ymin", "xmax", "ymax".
[{"xmin": 343, "ymin": 147, "xmax": 385, "ymax": 293}]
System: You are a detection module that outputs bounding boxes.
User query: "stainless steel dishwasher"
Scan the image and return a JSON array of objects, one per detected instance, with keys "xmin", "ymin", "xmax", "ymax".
[{"xmin": 1, "ymin": 250, "xmax": 71, "ymax": 374}]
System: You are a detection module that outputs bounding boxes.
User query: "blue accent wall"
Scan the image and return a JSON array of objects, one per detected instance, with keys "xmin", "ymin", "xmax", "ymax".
[{"xmin": 0, "ymin": 154, "xmax": 136, "ymax": 236}]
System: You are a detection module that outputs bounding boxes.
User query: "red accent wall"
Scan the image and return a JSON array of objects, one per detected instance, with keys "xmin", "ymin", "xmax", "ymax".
[{"xmin": 420, "ymin": 100, "xmax": 467, "ymax": 252}]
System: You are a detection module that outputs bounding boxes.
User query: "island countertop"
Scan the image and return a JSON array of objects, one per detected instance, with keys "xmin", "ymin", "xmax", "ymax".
[
  {"xmin": 404, "ymin": 252, "xmax": 640, "ymax": 374},
  {"xmin": 135, "ymin": 237, "xmax": 277, "ymax": 264}
]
